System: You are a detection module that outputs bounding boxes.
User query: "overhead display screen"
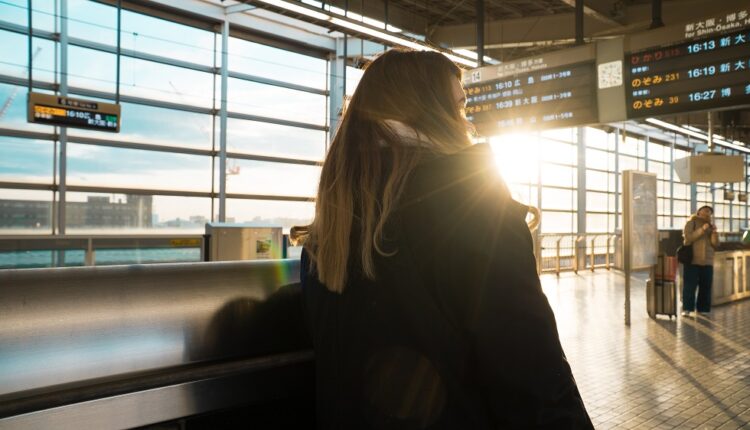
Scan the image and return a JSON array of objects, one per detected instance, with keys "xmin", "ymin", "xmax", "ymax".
[
  {"xmin": 463, "ymin": 46, "xmax": 598, "ymax": 135},
  {"xmin": 27, "ymin": 92, "xmax": 121, "ymax": 132},
  {"xmin": 625, "ymin": 25, "xmax": 750, "ymax": 118}
]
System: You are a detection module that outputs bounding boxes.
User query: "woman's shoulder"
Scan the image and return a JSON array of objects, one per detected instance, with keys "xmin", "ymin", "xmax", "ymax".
[
  {"xmin": 406, "ymin": 143, "xmax": 502, "ymax": 197},
  {"xmin": 400, "ymin": 143, "xmax": 527, "ymax": 224}
]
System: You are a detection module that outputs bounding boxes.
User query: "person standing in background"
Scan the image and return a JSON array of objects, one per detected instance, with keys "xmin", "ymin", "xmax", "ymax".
[{"xmin": 682, "ymin": 205, "xmax": 719, "ymax": 316}]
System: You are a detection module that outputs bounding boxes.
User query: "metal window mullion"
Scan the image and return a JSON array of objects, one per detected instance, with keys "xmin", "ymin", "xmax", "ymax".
[
  {"xmin": 729, "ymin": 172, "xmax": 734, "ymax": 230},
  {"xmin": 226, "ymin": 151, "xmax": 320, "ymax": 166},
  {"xmin": 0, "ymin": 18, "xmax": 55, "ymax": 39},
  {"xmin": 0, "ymin": 127, "xmax": 322, "ymax": 166},
  {"xmin": 66, "ymin": 136, "xmax": 213, "ymax": 157},
  {"xmin": 58, "ymin": 0, "xmax": 68, "ymax": 236},
  {"xmin": 0, "ymin": 181, "xmax": 56, "ymax": 191},
  {"xmin": 0, "ymin": 128, "xmax": 56, "ymax": 140},
  {"xmin": 614, "ymin": 128, "xmax": 620, "ymax": 231},
  {"xmin": 0, "ymin": 21, "xmax": 331, "ymax": 91},
  {"xmin": 576, "ymin": 127, "xmax": 586, "ymax": 265},
  {"xmin": 0, "ymin": 72, "xmax": 329, "ymax": 132},
  {"xmin": 226, "ymin": 111, "xmax": 327, "ymax": 131},
  {"xmin": 670, "ymin": 133, "xmax": 675, "ymax": 227},
  {"xmin": 66, "ymin": 185, "xmax": 212, "ymax": 198},
  {"xmin": 745, "ymin": 159, "xmax": 749, "ymax": 228},
  {"xmin": 228, "ymin": 70, "xmax": 327, "ymax": 95},
  {"xmin": 218, "ymin": 18, "xmax": 229, "ymax": 222}
]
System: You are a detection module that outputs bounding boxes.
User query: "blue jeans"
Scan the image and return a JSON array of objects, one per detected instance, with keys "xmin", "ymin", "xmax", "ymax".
[{"xmin": 682, "ymin": 264, "xmax": 713, "ymax": 312}]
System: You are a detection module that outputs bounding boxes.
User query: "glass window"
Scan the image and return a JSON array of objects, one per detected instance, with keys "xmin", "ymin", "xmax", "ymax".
[
  {"xmin": 345, "ymin": 66, "xmax": 365, "ymax": 96},
  {"xmin": 620, "ymin": 136, "xmax": 641, "ymax": 156},
  {"xmin": 492, "ymin": 137, "xmax": 539, "ymax": 186},
  {"xmin": 586, "ymin": 170, "xmax": 610, "ymax": 192},
  {"xmin": 0, "ymin": 136, "xmax": 54, "ymax": 184},
  {"xmin": 508, "ymin": 184, "xmax": 537, "ymax": 207},
  {"xmin": 227, "ymin": 77, "xmax": 327, "ymax": 125},
  {"xmin": 120, "ymin": 57, "xmax": 214, "ymax": 107},
  {"xmin": 587, "ymin": 191, "xmax": 611, "ymax": 212},
  {"xmin": 647, "ymin": 142, "xmax": 666, "ymax": 162},
  {"xmin": 0, "ymin": 189, "xmax": 53, "ymax": 233},
  {"xmin": 68, "ymin": 101, "xmax": 213, "ymax": 150},
  {"xmin": 122, "ymin": 10, "xmax": 214, "ymax": 65},
  {"xmin": 225, "ymin": 199, "xmax": 314, "ymax": 232},
  {"xmin": 229, "ymin": 37, "xmax": 327, "ymax": 90},
  {"xmin": 0, "ymin": 31, "xmax": 57, "ymax": 83},
  {"xmin": 1, "ymin": 0, "xmax": 56, "ymax": 32},
  {"xmin": 585, "ymin": 127, "xmax": 612, "ymax": 150},
  {"xmin": 68, "ymin": 46, "xmax": 117, "ymax": 93},
  {"xmin": 225, "ymin": 118, "xmax": 326, "ymax": 160},
  {"xmin": 539, "ymin": 138, "xmax": 575, "ymax": 165},
  {"xmin": 541, "ymin": 164, "xmax": 576, "ymax": 188},
  {"xmin": 541, "ymin": 211, "xmax": 575, "ymax": 234},
  {"xmin": 65, "ymin": 192, "xmax": 211, "ymax": 234},
  {"xmin": 0, "ymin": 83, "xmax": 56, "ymax": 133},
  {"xmin": 619, "ymin": 155, "xmax": 638, "ymax": 171},
  {"xmin": 541, "ymin": 187, "xmax": 575, "ymax": 210},
  {"xmin": 586, "ymin": 214, "xmax": 609, "ymax": 233},
  {"xmin": 673, "ymin": 199, "xmax": 689, "ymax": 216},
  {"xmin": 69, "ymin": 0, "xmax": 117, "ymax": 45},
  {"xmin": 586, "ymin": 148, "xmax": 611, "ymax": 170},
  {"xmin": 66, "ymin": 143, "xmax": 213, "ymax": 192},
  {"xmin": 540, "ymin": 128, "xmax": 575, "ymax": 143},
  {"xmin": 223, "ymin": 159, "xmax": 321, "ymax": 198}
]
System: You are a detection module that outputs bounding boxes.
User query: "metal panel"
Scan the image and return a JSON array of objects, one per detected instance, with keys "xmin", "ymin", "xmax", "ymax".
[
  {"xmin": 0, "ymin": 356, "xmax": 313, "ymax": 430},
  {"xmin": 0, "ymin": 259, "xmax": 303, "ymax": 397},
  {"xmin": 595, "ymin": 37, "xmax": 627, "ymax": 123},
  {"xmin": 206, "ymin": 225, "xmax": 283, "ymax": 261}
]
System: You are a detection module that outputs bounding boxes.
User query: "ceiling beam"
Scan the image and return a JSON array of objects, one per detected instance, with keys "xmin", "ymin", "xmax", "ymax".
[
  {"xmin": 432, "ymin": 0, "xmax": 750, "ymax": 49},
  {"xmin": 557, "ymin": 0, "xmax": 623, "ymax": 26},
  {"xmin": 320, "ymin": 0, "xmax": 430, "ymax": 34}
]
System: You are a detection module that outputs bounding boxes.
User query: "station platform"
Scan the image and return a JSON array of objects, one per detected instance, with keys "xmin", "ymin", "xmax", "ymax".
[{"xmin": 542, "ymin": 272, "xmax": 750, "ymax": 429}]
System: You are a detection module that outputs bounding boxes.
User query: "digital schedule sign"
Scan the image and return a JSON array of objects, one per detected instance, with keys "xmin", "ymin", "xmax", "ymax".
[
  {"xmin": 463, "ymin": 46, "xmax": 598, "ymax": 135},
  {"xmin": 27, "ymin": 92, "xmax": 121, "ymax": 132},
  {"xmin": 625, "ymin": 25, "xmax": 750, "ymax": 118}
]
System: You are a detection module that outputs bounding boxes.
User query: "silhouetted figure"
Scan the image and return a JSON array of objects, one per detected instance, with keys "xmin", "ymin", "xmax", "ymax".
[{"xmin": 298, "ymin": 49, "xmax": 592, "ymax": 429}]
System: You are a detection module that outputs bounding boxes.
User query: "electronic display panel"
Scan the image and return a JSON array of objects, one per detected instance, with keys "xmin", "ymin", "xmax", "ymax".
[
  {"xmin": 625, "ymin": 25, "xmax": 750, "ymax": 118},
  {"xmin": 463, "ymin": 46, "xmax": 598, "ymax": 135},
  {"xmin": 27, "ymin": 92, "xmax": 121, "ymax": 132}
]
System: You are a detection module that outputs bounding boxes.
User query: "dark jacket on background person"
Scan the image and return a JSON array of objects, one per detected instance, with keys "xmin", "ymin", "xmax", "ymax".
[
  {"xmin": 301, "ymin": 143, "xmax": 592, "ymax": 429},
  {"xmin": 683, "ymin": 215, "xmax": 719, "ymax": 266}
]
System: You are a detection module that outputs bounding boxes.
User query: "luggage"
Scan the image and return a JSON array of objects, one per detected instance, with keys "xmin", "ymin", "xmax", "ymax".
[
  {"xmin": 647, "ymin": 279, "xmax": 676, "ymax": 319},
  {"xmin": 647, "ymin": 255, "xmax": 677, "ymax": 319}
]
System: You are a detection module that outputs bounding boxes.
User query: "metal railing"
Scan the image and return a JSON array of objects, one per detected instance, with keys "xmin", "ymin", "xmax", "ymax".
[
  {"xmin": 0, "ymin": 235, "xmax": 205, "ymax": 269},
  {"xmin": 538, "ymin": 233, "xmax": 619, "ymax": 275}
]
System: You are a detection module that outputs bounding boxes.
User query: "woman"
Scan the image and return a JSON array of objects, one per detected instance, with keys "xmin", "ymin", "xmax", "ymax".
[
  {"xmin": 682, "ymin": 205, "xmax": 719, "ymax": 316},
  {"xmin": 299, "ymin": 49, "xmax": 592, "ymax": 429}
]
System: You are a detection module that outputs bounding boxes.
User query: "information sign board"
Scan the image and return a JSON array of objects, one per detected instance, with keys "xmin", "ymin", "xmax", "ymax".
[
  {"xmin": 625, "ymin": 16, "xmax": 750, "ymax": 118},
  {"xmin": 27, "ymin": 92, "xmax": 121, "ymax": 132},
  {"xmin": 463, "ymin": 45, "xmax": 598, "ymax": 135}
]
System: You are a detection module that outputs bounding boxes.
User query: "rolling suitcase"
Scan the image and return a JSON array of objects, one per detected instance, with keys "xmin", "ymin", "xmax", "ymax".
[{"xmin": 647, "ymin": 255, "xmax": 677, "ymax": 319}]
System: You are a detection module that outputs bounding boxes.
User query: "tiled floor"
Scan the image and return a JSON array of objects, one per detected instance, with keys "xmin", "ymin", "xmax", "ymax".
[{"xmin": 540, "ymin": 271, "xmax": 750, "ymax": 430}]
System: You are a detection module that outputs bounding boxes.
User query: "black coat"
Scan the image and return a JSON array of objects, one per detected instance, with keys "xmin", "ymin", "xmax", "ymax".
[{"xmin": 301, "ymin": 143, "xmax": 593, "ymax": 429}]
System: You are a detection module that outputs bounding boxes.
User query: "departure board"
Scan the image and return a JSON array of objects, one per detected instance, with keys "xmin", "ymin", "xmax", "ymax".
[
  {"xmin": 27, "ymin": 92, "xmax": 121, "ymax": 132},
  {"xmin": 625, "ymin": 25, "xmax": 750, "ymax": 118},
  {"xmin": 463, "ymin": 46, "xmax": 598, "ymax": 135}
]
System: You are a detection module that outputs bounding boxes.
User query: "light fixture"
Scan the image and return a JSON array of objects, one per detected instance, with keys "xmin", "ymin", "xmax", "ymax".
[
  {"xmin": 249, "ymin": 0, "xmax": 478, "ymax": 68},
  {"xmin": 254, "ymin": 0, "xmax": 330, "ymax": 20},
  {"xmin": 645, "ymin": 117, "xmax": 750, "ymax": 154}
]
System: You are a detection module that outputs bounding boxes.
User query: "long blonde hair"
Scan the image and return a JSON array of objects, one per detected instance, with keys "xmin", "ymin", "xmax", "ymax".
[{"xmin": 304, "ymin": 49, "xmax": 472, "ymax": 293}]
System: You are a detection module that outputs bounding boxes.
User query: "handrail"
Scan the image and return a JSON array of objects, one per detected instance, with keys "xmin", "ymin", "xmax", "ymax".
[
  {"xmin": 0, "ymin": 350, "xmax": 314, "ymax": 419},
  {"xmin": 0, "ymin": 235, "xmax": 205, "ymax": 267},
  {"xmin": 538, "ymin": 233, "xmax": 621, "ymax": 275}
]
